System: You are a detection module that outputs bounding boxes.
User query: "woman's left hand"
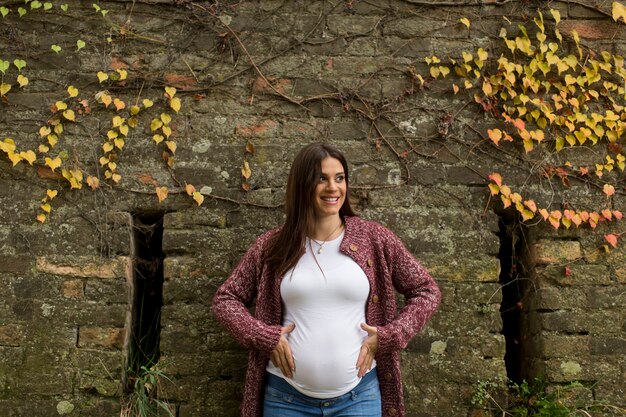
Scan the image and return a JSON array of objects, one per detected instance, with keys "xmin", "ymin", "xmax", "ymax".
[{"xmin": 356, "ymin": 322, "xmax": 379, "ymax": 378}]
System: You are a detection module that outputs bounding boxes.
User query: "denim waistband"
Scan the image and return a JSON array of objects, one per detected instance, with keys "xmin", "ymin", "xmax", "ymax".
[{"xmin": 266, "ymin": 368, "xmax": 378, "ymax": 401}]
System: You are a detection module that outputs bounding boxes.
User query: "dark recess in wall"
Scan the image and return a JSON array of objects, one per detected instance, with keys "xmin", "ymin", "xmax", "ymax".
[
  {"xmin": 497, "ymin": 209, "xmax": 533, "ymax": 384},
  {"xmin": 123, "ymin": 211, "xmax": 166, "ymax": 392}
]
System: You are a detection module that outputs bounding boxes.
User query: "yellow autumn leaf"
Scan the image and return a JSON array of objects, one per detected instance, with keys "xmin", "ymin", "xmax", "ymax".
[
  {"xmin": 114, "ymin": 138, "xmax": 124, "ymax": 149},
  {"xmin": 116, "ymin": 69, "xmax": 128, "ymax": 80},
  {"xmin": 242, "ymin": 160, "xmax": 252, "ymax": 179},
  {"xmin": 165, "ymin": 140, "xmax": 177, "ymax": 154},
  {"xmin": 8, "ymin": 151, "xmax": 21, "ymax": 166},
  {"xmin": 161, "ymin": 113, "xmax": 172, "ymax": 125},
  {"xmin": 101, "ymin": 94, "xmax": 112, "ymax": 108},
  {"xmin": 55, "ymin": 101, "xmax": 68, "ymax": 111},
  {"xmin": 477, "ymin": 48, "xmax": 488, "ymax": 61},
  {"xmin": 128, "ymin": 117, "xmax": 138, "ymax": 128},
  {"xmin": 111, "ymin": 173, "xmax": 121, "ymax": 183},
  {"xmin": 482, "ymin": 80, "xmax": 493, "ymax": 95},
  {"xmin": 162, "ymin": 125, "xmax": 172, "ymax": 138},
  {"xmin": 41, "ymin": 203, "xmax": 52, "ymax": 213},
  {"xmin": 107, "ymin": 130, "xmax": 118, "ymax": 139},
  {"xmin": 170, "ymin": 97, "xmax": 181, "ymax": 113},
  {"xmin": 612, "ymin": 1, "xmax": 626, "ymax": 22},
  {"xmin": 459, "ymin": 17, "xmax": 470, "ymax": 28},
  {"xmin": 164, "ymin": 86, "xmax": 176, "ymax": 98},
  {"xmin": 16, "ymin": 74, "xmax": 28, "ymax": 87},
  {"xmin": 20, "ymin": 150, "xmax": 36, "ymax": 165},
  {"xmin": 63, "ymin": 109, "xmax": 75, "ymax": 121},
  {"xmin": 103, "ymin": 142, "xmax": 114, "ymax": 153},
  {"xmin": 37, "ymin": 214, "xmax": 47, "ymax": 223},
  {"xmin": 54, "ymin": 123, "xmax": 63, "ymax": 135},
  {"xmin": 119, "ymin": 124, "xmax": 129, "ymax": 136},
  {"xmin": 39, "ymin": 126, "xmax": 51, "ymax": 137},
  {"xmin": 155, "ymin": 186, "xmax": 168, "ymax": 203},
  {"xmin": 550, "ymin": 8, "xmax": 561, "ymax": 24},
  {"xmin": 150, "ymin": 119, "xmax": 163, "ymax": 131},
  {"xmin": 153, "ymin": 134, "xmax": 164, "ymax": 144},
  {"xmin": 112, "ymin": 115, "xmax": 124, "ymax": 127},
  {"xmin": 99, "ymin": 156, "xmax": 109, "ymax": 166},
  {"xmin": 0, "ymin": 138, "xmax": 16, "ymax": 153},
  {"xmin": 97, "ymin": 71, "xmax": 108, "ymax": 83},
  {"xmin": 439, "ymin": 66, "xmax": 450, "ymax": 77},
  {"xmin": 38, "ymin": 144, "xmax": 50, "ymax": 153},
  {"xmin": 0, "ymin": 83, "xmax": 11, "ymax": 96},
  {"xmin": 142, "ymin": 98, "xmax": 154, "ymax": 108},
  {"xmin": 130, "ymin": 105, "xmax": 140, "ymax": 115},
  {"xmin": 45, "ymin": 156, "xmax": 62, "ymax": 171},
  {"xmin": 192, "ymin": 191, "xmax": 204, "ymax": 206},
  {"xmin": 45, "ymin": 133, "xmax": 57, "ymax": 147},
  {"xmin": 67, "ymin": 86, "xmax": 78, "ymax": 97}
]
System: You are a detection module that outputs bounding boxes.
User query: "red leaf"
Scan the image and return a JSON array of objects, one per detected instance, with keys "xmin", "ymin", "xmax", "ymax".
[{"xmin": 564, "ymin": 266, "xmax": 572, "ymax": 277}]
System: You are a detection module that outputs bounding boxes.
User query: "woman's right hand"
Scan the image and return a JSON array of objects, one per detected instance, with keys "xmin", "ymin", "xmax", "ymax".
[{"xmin": 270, "ymin": 323, "xmax": 296, "ymax": 378}]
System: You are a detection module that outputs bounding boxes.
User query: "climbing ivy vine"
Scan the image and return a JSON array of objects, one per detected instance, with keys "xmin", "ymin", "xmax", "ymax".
[{"xmin": 422, "ymin": 6, "xmax": 626, "ymax": 251}]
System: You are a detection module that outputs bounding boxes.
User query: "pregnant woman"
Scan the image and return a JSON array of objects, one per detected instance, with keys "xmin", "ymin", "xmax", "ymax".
[{"xmin": 212, "ymin": 142, "xmax": 441, "ymax": 417}]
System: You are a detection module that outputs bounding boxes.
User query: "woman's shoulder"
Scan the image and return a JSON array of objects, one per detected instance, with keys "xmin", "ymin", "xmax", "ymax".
[{"xmin": 344, "ymin": 216, "xmax": 398, "ymax": 241}]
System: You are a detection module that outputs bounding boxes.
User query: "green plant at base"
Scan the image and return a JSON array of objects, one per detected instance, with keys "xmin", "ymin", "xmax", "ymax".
[
  {"xmin": 121, "ymin": 363, "xmax": 174, "ymax": 417},
  {"xmin": 470, "ymin": 376, "xmax": 619, "ymax": 417}
]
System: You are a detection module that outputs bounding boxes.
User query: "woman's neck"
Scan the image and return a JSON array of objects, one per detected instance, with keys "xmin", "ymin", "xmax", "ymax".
[{"xmin": 310, "ymin": 215, "xmax": 343, "ymax": 241}]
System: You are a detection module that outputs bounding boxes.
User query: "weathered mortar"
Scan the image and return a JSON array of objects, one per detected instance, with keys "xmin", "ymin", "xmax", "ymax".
[{"xmin": 0, "ymin": 0, "xmax": 625, "ymax": 416}]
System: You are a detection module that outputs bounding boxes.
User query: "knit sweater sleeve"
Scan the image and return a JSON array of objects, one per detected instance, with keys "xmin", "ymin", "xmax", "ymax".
[
  {"xmin": 375, "ymin": 229, "xmax": 441, "ymax": 355},
  {"xmin": 211, "ymin": 234, "xmax": 282, "ymax": 355}
]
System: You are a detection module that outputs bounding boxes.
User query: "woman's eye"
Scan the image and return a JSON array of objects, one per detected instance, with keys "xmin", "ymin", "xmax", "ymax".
[{"xmin": 336, "ymin": 175, "xmax": 345, "ymax": 182}]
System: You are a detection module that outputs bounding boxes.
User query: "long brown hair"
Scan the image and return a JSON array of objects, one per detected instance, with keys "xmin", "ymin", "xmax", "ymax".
[{"xmin": 264, "ymin": 143, "xmax": 355, "ymax": 277}]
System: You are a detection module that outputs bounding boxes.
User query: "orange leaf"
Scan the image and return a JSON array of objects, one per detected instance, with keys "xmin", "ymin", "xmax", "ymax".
[
  {"xmin": 601, "ymin": 209, "xmax": 613, "ymax": 220},
  {"xmin": 488, "ymin": 172, "xmax": 502, "ymax": 187},
  {"xmin": 604, "ymin": 233, "xmax": 618, "ymax": 248},
  {"xmin": 524, "ymin": 200, "xmax": 537, "ymax": 212},
  {"xmin": 155, "ymin": 186, "xmax": 168, "ymax": 203},
  {"xmin": 185, "ymin": 183, "xmax": 196, "ymax": 196},
  {"xmin": 613, "ymin": 210, "xmax": 623, "ymax": 220},
  {"xmin": 603, "ymin": 184, "xmax": 615, "ymax": 196},
  {"xmin": 538, "ymin": 208, "xmax": 549, "ymax": 220}
]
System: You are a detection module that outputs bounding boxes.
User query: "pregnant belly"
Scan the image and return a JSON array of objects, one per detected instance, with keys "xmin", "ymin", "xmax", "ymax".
[{"xmin": 287, "ymin": 327, "xmax": 364, "ymax": 396}]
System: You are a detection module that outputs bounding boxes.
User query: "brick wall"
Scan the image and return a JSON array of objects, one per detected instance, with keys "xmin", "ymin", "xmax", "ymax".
[{"xmin": 0, "ymin": 0, "xmax": 624, "ymax": 416}]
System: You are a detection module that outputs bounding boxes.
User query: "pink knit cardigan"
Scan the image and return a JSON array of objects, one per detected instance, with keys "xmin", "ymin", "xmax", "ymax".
[{"xmin": 212, "ymin": 216, "xmax": 441, "ymax": 417}]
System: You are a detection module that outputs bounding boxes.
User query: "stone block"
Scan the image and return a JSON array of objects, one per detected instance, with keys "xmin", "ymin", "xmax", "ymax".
[
  {"xmin": 540, "ymin": 333, "xmax": 590, "ymax": 358},
  {"xmin": 62, "ymin": 279, "xmax": 85, "ymax": 298},
  {"xmin": 78, "ymin": 327, "xmax": 125, "ymax": 350},
  {"xmin": 540, "ymin": 310, "xmax": 623, "ymax": 335},
  {"xmin": 586, "ymin": 286, "xmax": 626, "ymax": 309},
  {"xmin": 591, "ymin": 337, "xmax": 626, "ymax": 355},
  {"xmin": 428, "ymin": 310, "xmax": 502, "ymax": 337},
  {"xmin": 72, "ymin": 349, "xmax": 124, "ymax": 377},
  {"xmin": 36, "ymin": 256, "xmax": 131, "ymax": 279},
  {"xmin": 84, "ymin": 278, "xmax": 127, "ymax": 303},
  {"xmin": 538, "ymin": 263, "xmax": 611, "ymax": 286},
  {"xmin": 422, "ymin": 255, "xmax": 500, "ymax": 283},
  {"xmin": 534, "ymin": 240, "xmax": 582, "ymax": 264},
  {"xmin": 0, "ymin": 255, "xmax": 34, "ymax": 273},
  {"xmin": 0, "ymin": 324, "xmax": 24, "ymax": 347},
  {"xmin": 454, "ymin": 283, "xmax": 504, "ymax": 306},
  {"xmin": 163, "ymin": 255, "xmax": 231, "ymax": 283},
  {"xmin": 529, "ymin": 286, "xmax": 586, "ymax": 310},
  {"xmin": 77, "ymin": 373, "xmax": 120, "ymax": 396},
  {"xmin": 559, "ymin": 20, "xmax": 620, "ymax": 40}
]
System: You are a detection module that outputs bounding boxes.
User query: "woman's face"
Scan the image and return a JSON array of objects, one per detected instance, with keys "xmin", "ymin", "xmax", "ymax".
[{"xmin": 313, "ymin": 157, "xmax": 347, "ymax": 219}]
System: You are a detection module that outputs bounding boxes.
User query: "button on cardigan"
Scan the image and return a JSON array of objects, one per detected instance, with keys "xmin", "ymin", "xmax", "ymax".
[{"xmin": 212, "ymin": 216, "xmax": 441, "ymax": 417}]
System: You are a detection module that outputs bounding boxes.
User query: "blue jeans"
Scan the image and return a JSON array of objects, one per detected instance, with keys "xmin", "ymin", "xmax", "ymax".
[{"xmin": 263, "ymin": 370, "xmax": 382, "ymax": 417}]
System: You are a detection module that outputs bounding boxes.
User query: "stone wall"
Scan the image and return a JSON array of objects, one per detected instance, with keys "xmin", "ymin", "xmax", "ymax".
[{"xmin": 0, "ymin": 0, "xmax": 624, "ymax": 416}]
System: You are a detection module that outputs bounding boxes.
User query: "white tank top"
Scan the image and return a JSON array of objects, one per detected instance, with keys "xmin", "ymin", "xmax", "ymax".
[{"xmin": 266, "ymin": 231, "xmax": 374, "ymax": 398}]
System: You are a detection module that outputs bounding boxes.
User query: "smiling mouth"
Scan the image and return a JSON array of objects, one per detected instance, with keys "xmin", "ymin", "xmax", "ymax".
[{"xmin": 321, "ymin": 197, "xmax": 340, "ymax": 202}]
